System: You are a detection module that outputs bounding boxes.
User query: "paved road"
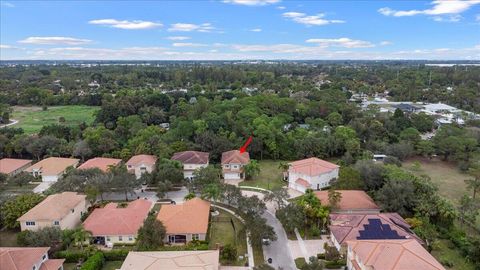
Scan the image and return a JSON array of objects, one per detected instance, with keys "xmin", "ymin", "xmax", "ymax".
[{"xmin": 0, "ymin": 119, "xmax": 18, "ymax": 128}]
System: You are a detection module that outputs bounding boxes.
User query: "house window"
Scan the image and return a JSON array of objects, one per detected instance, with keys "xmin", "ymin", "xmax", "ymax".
[
  {"xmin": 192, "ymin": 234, "xmax": 199, "ymax": 240},
  {"xmin": 26, "ymin": 221, "xmax": 35, "ymax": 226},
  {"xmin": 106, "ymin": 236, "xmax": 110, "ymax": 242},
  {"xmin": 71, "ymin": 209, "xmax": 74, "ymax": 213},
  {"xmin": 118, "ymin": 236, "xmax": 123, "ymax": 241},
  {"xmin": 53, "ymin": 221, "xmax": 60, "ymax": 226},
  {"xmin": 128, "ymin": 235, "xmax": 133, "ymax": 241}
]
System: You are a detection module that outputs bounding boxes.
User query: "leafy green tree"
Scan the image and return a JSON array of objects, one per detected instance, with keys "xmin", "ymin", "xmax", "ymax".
[
  {"xmin": 326, "ymin": 112, "xmax": 343, "ymax": 127},
  {"xmin": 375, "ymin": 178, "xmax": 416, "ymax": 216},
  {"xmin": 301, "ymin": 256, "xmax": 324, "ymax": 270},
  {"xmin": 264, "ymin": 187, "xmax": 288, "ymax": 209},
  {"xmin": 184, "ymin": 193, "xmax": 196, "ymax": 200},
  {"xmin": 328, "ymin": 189, "xmax": 342, "ymax": 209},
  {"xmin": 354, "ymin": 160, "xmax": 385, "ymax": 191},
  {"xmin": 72, "ymin": 227, "xmax": 92, "ymax": 250},
  {"xmin": 17, "ymin": 227, "xmax": 63, "ymax": 250},
  {"xmin": 333, "ymin": 167, "xmax": 363, "ymax": 190},
  {"xmin": 152, "ymin": 159, "xmax": 184, "ymax": 185},
  {"xmin": 8, "ymin": 172, "xmax": 35, "ymax": 187},
  {"xmin": 221, "ymin": 244, "xmax": 237, "ymax": 262},
  {"xmin": 465, "ymin": 166, "xmax": 480, "ymax": 199},
  {"xmin": 276, "ymin": 203, "xmax": 305, "ymax": 234},
  {"xmin": 1, "ymin": 193, "xmax": 44, "ymax": 229},
  {"xmin": 136, "ymin": 215, "xmax": 166, "ymax": 250},
  {"xmin": 244, "ymin": 159, "xmax": 261, "ymax": 180},
  {"xmin": 192, "ymin": 166, "xmax": 222, "ymax": 192}
]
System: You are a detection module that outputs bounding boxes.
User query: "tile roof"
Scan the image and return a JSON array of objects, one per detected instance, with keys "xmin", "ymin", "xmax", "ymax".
[
  {"xmin": 221, "ymin": 150, "xmax": 250, "ymax": 164},
  {"xmin": 24, "ymin": 157, "xmax": 79, "ymax": 176},
  {"xmin": 329, "ymin": 213, "xmax": 423, "ymax": 246},
  {"xmin": 288, "ymin": 157, "xmax": 338, "ymax": 176},
  {"xmin": 347, "ymin": 239, "xmax": 445, "ymax": 270},
  {"xmin": 40, "ymin": 259, "xmax": 65, "ymax": 270},
  {"xmin": 157, "ymin": 198, "xmax": 210, "ymax": 234},
  {"xmin": 119, "ymin": 250, "xmax": 219, "ymax": 270},
  {"xmin": 0, "ymin": 247, "xmax": 50, "ymax": 270},
  {"xmin": 314, "ymin": 190, "xmax": 380, "ymax": 211},
  {"xmin": 18, "ymin": 192, "xmax": 86, "ymax": 221},
  {"xmin": 171, "ymin": 151, "xmax": 209, "ymax": 165},
  {"xmin": 78, "ymin": 157, "xmax": 122, "ymax": 172},
  {"xmin": 0, "ymin": 158, "xmax": 33, "ymax": 174},
  {"xmin": 126, "ymin": 155, "xmax": 157, "ymax": 167},
  {"xmin": 83, "ymin": 199, "xmax": 152, "ymax": 236}
]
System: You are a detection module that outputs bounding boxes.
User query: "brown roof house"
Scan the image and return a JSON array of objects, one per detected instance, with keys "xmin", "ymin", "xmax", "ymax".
[
  {"xmin": 221, "ymin": 150, "xmax": 250, "ymax": 181},
  {"xmin": 0, "ymin": 158, "xmax": 33, "ymax": 176},
  {"xmin": 77, "ymin": 157, "xmax": 122, "ymax": 172},
  {"xmin": 126, "ymin": 154, "xmax": 157, "ymax": 179},
  {"xmin": 0, "ymin": 247, "xmax": 65, "ymax": 270},
  {"xmin": 171, "ymin": 151, "xmax": 209, "ymax": 180},
  {"xmin": 17, "ymin": 192, "xmax": 88, "ymax": 232},
  {"xmin": 288, "ymin": 157, "xmax": 339, "ymax": 193},
  {"xmin": 329, "ymin": 213, "xmax": 423, "ymax": 252},
  {"xmin": 346, "ymin": 239, "xmax": 445, "ymax": 270},
  {"xmin": 119, "ymin": 250, "xmax": 220, "ymax": 270},
  {"xmin": 314, "ymin": 190, "xmax": 380, "ymax": 214},
  {"xmin": 83, "ymin": 199, "xmax": 152, "ymax": 245},
  {"xmin": 157, "ymin": 198, "xmax": 211, "ymax": 244},
  {"xmin": 24, "ymin": 157, "xmax": 79, "ymax": 182}
]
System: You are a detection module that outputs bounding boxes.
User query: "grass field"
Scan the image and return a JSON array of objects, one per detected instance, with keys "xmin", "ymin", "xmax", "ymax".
[
  {"xmin": 209, "ymin": 209, "xmax": 248, "ymax": 266},
  {"xmin": 0, "ymin": 229, "xmax": 19, "ymax": 247},
  {"xmin": 0, "ymin": 183, "xmax": 38, "ymax": 201},
  {"xmin": 239, "ymin": 160, "xmax": 287, "ymax": 190},
  {"xmin": 11, "ymin": 105, "xmax": 99, "ymax": 134},
  {"xmin": 431, "ymin": 239, "xmax": 475, "ymax": 270}
]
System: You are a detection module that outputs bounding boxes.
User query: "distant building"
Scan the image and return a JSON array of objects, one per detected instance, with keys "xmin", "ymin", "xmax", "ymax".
[
  {"xmin": 126, "ymin": 154, "xmax": 157, "ymax": 179},
  {"xmin": 221, "ymin": 150, "xmax": 250, "ymax": 181},
  {"xmin": 18, "ymin": 192, "xmax": 88, "ymax": 231},
  {"xmin": 159, "ymin": 123, "xmax": 170, "ymax": 130},
  {"xmin": 346, "ymin": 239, "xmax": 445, "ymax": 270},
  {"xmin": 171, "ymin": 151, "xmax": 209, "ymax": 179},
  {"xmin": 0, "ymin": 247, "xmax": 65, "ymax": 270},
  {"xmin": 314, "ymin": 190, "xmax": 380, "ymax": 214},
  {"xmin": 0, "ymin": 158, "xmax": 33, "ymax": 176},
  {"xmin": 77, "ymin": 157, "xmax": 122, "ymax": 172},
  {"xmin": 24, "ymin": 157, "xmax": 79, "ymax": 182},
  {"xmin": 393, "ymin": 103, "xmax": 422, "ymax": 113},
  {"xmin": 119, "ymin": 250, "xmax": 219, "ymax": 270},
  {"xmin": 287, "ymin": 157, "xmax": 339, "ymax": 193}
]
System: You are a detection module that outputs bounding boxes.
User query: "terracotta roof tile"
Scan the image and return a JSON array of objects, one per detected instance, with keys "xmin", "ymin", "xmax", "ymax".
[
  {"xmin": 289, "ymin": 157, "xmax": 338, "ymax": 176},
  {"xmin": 171, "ymin": 151, "xmax": 209, "ymax": 165},
  {"xmin": 120, "ymin": 250, "xmax": 219, "ymax": 270},
  {"xmin": 126, "ymin": 155, "xmax": 157, "ymax": 167},
  {"xmin": 24, "ymin": 157, "xmax": 79, "ymax": 175},
  {"xmin": 314, "ymin": 190, "xmax": 380, "ymax": 211},
  {"xmin": 221, "ymin": 150, "xmax": 250, "ymax": 164},
  {"xmin": 18, "ymin": 192, "xmax": 86, "ymax": 221},
  {"xmin": 0, "ymin": 159, "xmax": 33, "ymax": 174},
  {"xmin": 0, "ymin": 247, "xmax": 50, "ymax": 270},
  {"xmin": 78, "ymin": 157, "xmax": 122, "ymax": 172},
  {"xmin": 157, "ymin": 198, "xmax": 210, "ymax": 234},
  {"xmin": 40, "ymin": 259, "xmax": 65, "ymax": 270}
]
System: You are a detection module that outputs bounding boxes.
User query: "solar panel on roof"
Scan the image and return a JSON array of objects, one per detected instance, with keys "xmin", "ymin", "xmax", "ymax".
[{"xmin": 356, "ymin": 218, "xmax": 407, "ymax": 240}]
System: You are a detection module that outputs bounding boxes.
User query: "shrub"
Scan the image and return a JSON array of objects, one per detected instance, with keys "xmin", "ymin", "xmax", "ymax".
[
  {"xmin": 221, "ymin": 244, "xmax": 237, "ymax": 261},
  {"xmin": 439, "ymin": 257, "xmax": 454, "ymax": 268},
  {"xmin": 310, "ymin": 225, "xmax": 320, "ymax": 237},
  {"xmin": 317, "ymin": 253, "xmax": 325, "ymax": 260},
  {"xmin": 55, "ymin": 250, "xmax": 90, "ymax": 263},
  {"xmin": 294, "ymin": 257, "xmax": 306, "ymax": 269},
  {"xmin": 324, "ymin": 259, "xmax": 346, "ymax": 268},
  {"xmin": 102, "ymin": 249, "xmax": 129, "ymax": 261},
  {"xmin": 80, "ymin": 252, "xmax": 104, "ymax": 270}
]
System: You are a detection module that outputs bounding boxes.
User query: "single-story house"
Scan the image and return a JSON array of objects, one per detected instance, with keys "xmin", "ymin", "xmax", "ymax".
[
  {"xmin": 329, "ymin": 213, "xmax": 423, "ymax": 252},
  {"xmin": 346, "ymin": 239, "xmax": 445, "ymax": 270},
  {"xmin": 126, "ymin": 154, "xmax": 157, "ymax": 179},
  {"xmin": 157, "ymin": 198, "xmax": 210, "ymax": 244},
  {"xmin": 171, "ymin": 151, "xmax": 209, "ymax": 179},
  {"xmin": 17, "ymin": 192, "xmax": 88, "ymax": 231},
  {"xmin": 288, "ymin": 157, "xmax": 339, "ymax": 193},
  {"xmin": 119, "ymin": 250, "xmax": 219, "ymax": 270},
  {"xmin": 77, "ymin": 157, "xmax": 122, "ymax": 172},
  {"xmin": 83, "ymin": 199, "xmax": 152, "ymax": 245},
  {"xmin": 24, "ymin": 157, "xmax": 79, "ymax": 182},
  {"xmin": 0, "ymin": 158, "xmax": 33, "ymax": 176},
  {"xmin": 0, "ymin": 247, "xmax": 65, "ymax": 270},
  {"xmin": 314, "ymin": 190, "xmax": 380, "ymax": 214},
  {"xmin": 221, "ymin": 150, "xmax": 250, "ymax": 181}
]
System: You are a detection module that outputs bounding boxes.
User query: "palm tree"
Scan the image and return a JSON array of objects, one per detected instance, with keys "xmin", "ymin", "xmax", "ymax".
[
  {"xmin": 73, "ymin": 227, "xmax": 92, "ymax": 250},
  {"xmin": 278, "ymin": 162, "xmax": 290, "ymax": 181},
  {"xmin": 328, "ymin": 189, "xmax": 342, "ymax": 209},
  {"xmin": 202, "ymin": 183, "xmax": 220, "ymax": 212},
  {"xmin": 465, "ymin": 166, "xmax": 480, "ymax": 199}
]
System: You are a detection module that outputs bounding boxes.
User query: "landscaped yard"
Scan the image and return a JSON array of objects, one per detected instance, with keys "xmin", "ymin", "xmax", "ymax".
[
  {"xmin": 208, "ymin": 209, "xmax": 248, "ymax": 266},
  {"xmin": 0, "ymin": 229, "xmax": 19, "ymax": 247},
  {"xmin": 0, "ymin": 183, "xmax": 38, "ymax": 201},
  {"xmin": 239, "ymin": 160, "xmax": 287, "ymax": 190},
  {"xmin": 11, "ymin": 105, "xmax": 100, "ymax": 134}
]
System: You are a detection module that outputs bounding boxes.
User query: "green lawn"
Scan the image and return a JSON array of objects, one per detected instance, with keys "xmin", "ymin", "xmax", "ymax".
[
  {"xmin": 239, "ymin": 160, "xmax": 287, "ymax": 190},
  {"xmin": 431, "ymin": 239, "xmax": 475, "ymax": 270},
  {"xmin": 12, "ymin": 105, "xmax": 99, "ymax": 134},
  {"xmin": 0, "ymin": 229, "xmax": 19, "ymax": 247},
  {"xmin": 209, "ymin": 209, "xmax": 248, "ymax": 266},
  {"xmin": 0, "ymin": 183, "xmax": 38, "ymax": 201}
]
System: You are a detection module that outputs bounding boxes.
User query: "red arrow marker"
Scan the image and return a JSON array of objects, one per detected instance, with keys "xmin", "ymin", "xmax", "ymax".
[{"xmin": 239, "ymin": 136, "xmax": 253, "ymax": 154}]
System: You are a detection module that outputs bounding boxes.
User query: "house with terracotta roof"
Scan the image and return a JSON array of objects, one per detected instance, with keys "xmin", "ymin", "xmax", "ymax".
[
  {"xmin": 171, "ymin": 151, "xmax": 209, "ymax": 179},
  {"xmin": 83, "ymin": 199, "xmax": 152, "ymax": 245},
  {"xmin": 346, "ymin": 239, "xmax": 445, "ymax": 270},
  {"xmin": 0, "ymin": 247, "xmax": 65, "ymax": 270},
  {"xmin": 329, "ymin": 213, "xmax": 423, "ymax": 252},
  {"xmin": 314, "ymin": 190, "xmax": 380, "ymax": 214},
  {"xmin": 77, "ymin": 157, "xmax": 122, "ymax": 172},
  {"xmin": 17, "ymin": 192, "xmax": 88, "ymax": 231},
  {"xmin": 126, "ymin": 154, "xmax": 157, "ymax": 179},
  {"xmin": 157, "ymin": 198, "xmax": 210, "ymax": 244},
  {"xmin": 287, "ymin": 157, "xmax": 339, "ymax": 193},
  {"xmin": 0, "ymin": 158, "xmax": 33, "ymax": 176},
  {"xmin": 119, "ymin": 250, "xmax": 219, "ymax": 270},
  {"xmin": 24, "ymin": 157, "xmax": 79, "ymax": 182},
  {"xmin": 221, "ymin": 150, "xmax": 250, "ymax": 181}
]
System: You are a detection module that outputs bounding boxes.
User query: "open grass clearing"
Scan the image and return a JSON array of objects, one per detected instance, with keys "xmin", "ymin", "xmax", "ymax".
[
  {"xmin": 431, "ymin": 239, "xmax": 475, "ymax": 270},
  {"xmin": 11, "ymin": 105, "xmax": 99, "ymax": 134},
  {"xmin": 239, "ymin": 160, "xmax": 287, "ymax": 190}
]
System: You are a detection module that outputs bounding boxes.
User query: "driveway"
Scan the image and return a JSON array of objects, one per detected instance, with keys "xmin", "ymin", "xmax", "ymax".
[
  {"xmin": 165, "ymin": 186, "xmax": 189, "ymax": 204},
  {"xmin": 262, "ymin": 211, "xmax": 297, "ymax": 270}
]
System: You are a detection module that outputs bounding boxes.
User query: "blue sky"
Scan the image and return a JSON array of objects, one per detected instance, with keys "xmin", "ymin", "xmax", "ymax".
[{"xmin": 0, "ymin": 0, "xmax": 479, "ymax": 60}]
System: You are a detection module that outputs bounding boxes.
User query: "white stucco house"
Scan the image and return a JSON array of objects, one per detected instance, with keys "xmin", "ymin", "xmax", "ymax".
[
  {"xmin": 126, "ymin": 154, "xmax": 157, "ymax": 179},
  {"xmin": 287, "ymin": 157, "xmax": 339, "ymax": 193},
  {"xmin": 171, "ymin": 151, "xmax": 209, "ymax": 180},
  {"xmin": 221, "ymin": 150, "xmax": 250, "ymax": 181}
]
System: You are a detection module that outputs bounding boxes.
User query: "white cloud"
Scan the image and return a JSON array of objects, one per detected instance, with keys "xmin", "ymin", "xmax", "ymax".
[
  {"xmin": 88, "ymin": 19, "xmax": 162, "ymax": 29},
  {"xmin": 172, "ymin": 42, "xmax": 207, "ymax": 47},
  {"xmin": 277, "ymin": 6, "xmax": 286, "ymax": 10},
  {"xmin": 380, "ymin": 41, "xmax": 393, "ymax": 46},
  {"xmin": 305, "ymin": 38, "xmax": 374, "ymax": 48},
  {"xmin": 250, "ymin": 28, "xmax": 262, "ymax": 32},
  {"xmin": 168, "ymin": 23, "xmax": 215, "ymax": 32},
  {"xmin": 282, "ymin": 12, "xmax": 345, "ymax": 26},
  {"xmin": 379, "ymin": 0, "xmax": 480, "ymax": 19},
  {"xmin": 0, "ymin": 44, "xmax": 14, "ymax": 49},
  {"xmin": 166, "ymin": 36, "xmax": 191, "ymax": 41},
  {"xmin": 18, "ymin": 37, "xmax": 92, "ymax": 45},
  {"xmin": 223, "ymin": 0, "xmax": 280, "ymax": 6},
  {"xmin": 432, "ymin": 14, "xmax": 463, "ymax": 22},
  {"xmin": 1, "ymin": 1, "xmax": 14, "ymax": 7}
]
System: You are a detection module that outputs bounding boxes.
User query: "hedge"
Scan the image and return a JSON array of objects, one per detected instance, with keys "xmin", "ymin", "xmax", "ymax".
[
  {"xmin": 102, "ymin": 249, "xmax": 129, "ymax": 261},
  {"xmin": 80, "ymin": 252, "xmax": 104, "ymax": 270},
  {"xmin": 324, "ymin": 259, "xmax": 346, "ymax": 269},
  {"xmin": 56, "ymin": 249, "xmax": 129, "ymax": 263}
]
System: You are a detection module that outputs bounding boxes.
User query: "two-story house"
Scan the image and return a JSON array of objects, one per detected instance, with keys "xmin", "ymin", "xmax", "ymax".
[
  {"xmin": 126, "ymin": 155, "xmax": 157, "ymax": 179},
  {"xmin": 171, "ymin": 151, "xmax": 209, "ymax": 179},
  {"xmin": 17, "ymin": 192, "xmax": 88, "ymax": 231},
  {"xmin": 24, "ymin": 157, "xmax": 79, "ymax": 182},
  {"xmin": 221, "ymin": 150, "xmax": 250, "ymax": 181},
  {"xmin": 0, "ymin": 247, "xmax": 65, "ymax": 270},
  {"xmin": 287, "ymin": 157, "xmax": 339, "ymax": 193}
]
